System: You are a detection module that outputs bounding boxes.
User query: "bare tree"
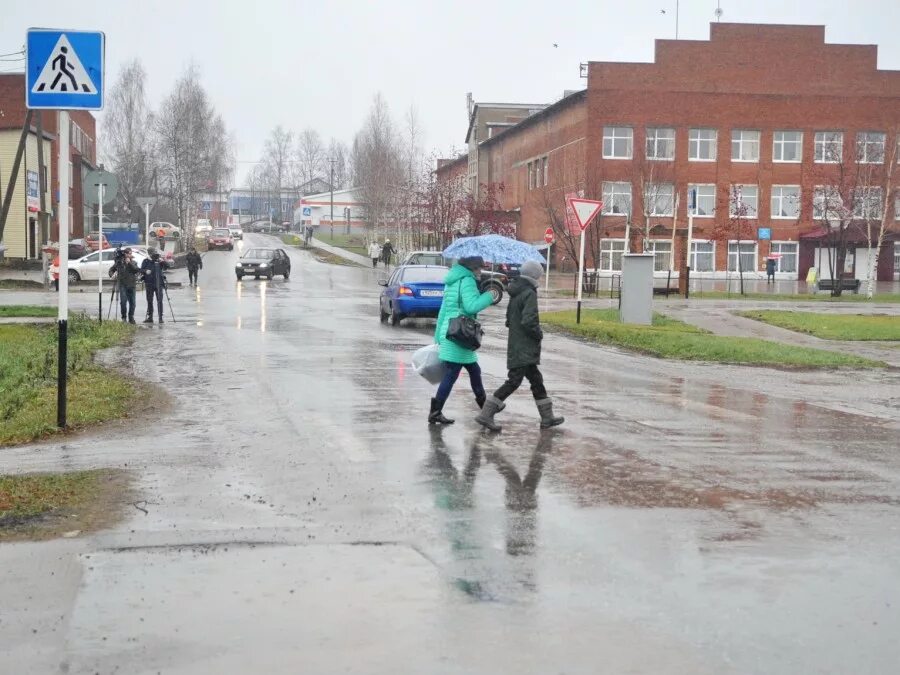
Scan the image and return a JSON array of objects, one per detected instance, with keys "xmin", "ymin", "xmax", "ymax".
[
  {"xmin": 423, "ymin": 154, "xmax": 468, "ymax": 249},
  {"xmin": 155, "ymin": 66, "xmax": 232, "ymax": 238},
  {"xmin": 713, "ymin": 184, "xmax": 759, "ymax": 295},
  {"xmin": 102, "ymin": 59, "xmax": 155, "ymax": 220},
  {"xmin": 856, "ymin": 130, "xmax": 898, "ymax": 298},
  {"xmin": 261, "ymin": 125, "xmax": 293, "ymax": 222},
  {"xmin": 295, "ymin": 128, "xmax": 325, "ymax": 188},
  {"xmin": 352, "ymin": 93, "xmax": 402, "ymax": 238},
  {"xmin": 327, "ymin": 138, "xmax": 349, "ymax": 189}
]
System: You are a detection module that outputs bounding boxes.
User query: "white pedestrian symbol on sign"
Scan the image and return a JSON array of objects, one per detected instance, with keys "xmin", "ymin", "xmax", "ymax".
[{"xmin": 32, "ymin": 34, "xmax": 97, "ymax": 94}]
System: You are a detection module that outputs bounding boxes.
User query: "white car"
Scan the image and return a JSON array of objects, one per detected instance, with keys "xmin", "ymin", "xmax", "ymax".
[
  {"xmin": 229, "ymin": 227, "xmax": 243, "ymax": 240},
  {"xmin": 149, "ymin": 222, "xmax": 182, "ymax": 240},
  {"xmin": 66, "ymin": 248, "xmax": 148, "ymax": 283}
]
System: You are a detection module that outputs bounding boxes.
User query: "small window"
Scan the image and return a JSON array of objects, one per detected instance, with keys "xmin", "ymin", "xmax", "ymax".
[
  {"xmin": 542, "ymin": 157, "xmax": 549, "ymax": 187},
  {"xmin": 729, "ymin": 185, "xmax": 758, "ymax": 218},
  {"xmin": 646, "ymin": 240, "xmax": 672, "ymax": 271},
  {"xmin": 771, "ymin": 185, "xmax": 801, "ymax": 219},
  {"xmin": 601, "ymin": 182, "xmax": 632, "ymax": 216},
  {"xmin": 813, "ymin": 186, "xmax": 841, "ymax": 221},
  {"xmin": 646, "ymin": 183, "xmax": 675, "ymax": 216},
  {"xmin": 815, "ymin": 132, "xmax": 843, "ymax": 163},
  {"xmin": 689, "ymin": 129, "xmax": 717, "ymax": 161},
  {"xmin": 599, "ymin": 240, "xmax": 626, "ymax": 272},
  {"xmin": 603, "ymin": 127, "xmax": 633, "ymax": 159},
  {"xmin": 857, "ymin": 132, "xmax": 885, "ymax": 164},
  {"xmin": 688, "ymin": 184, "xmax": 716, "ymax": 217},
  {"xmin": 731, "ymin": 130, "xmax": 760, "ymax": 162},
  {"xmin": 690, "ymin": 241, "xmax": 715, "ymax": 272},
  {"xmin": 727, "ymin": 242, "xmax": 757, "ymax": 272},
  {"xmin": 645, "ymin": 127, "xmax": 675, "ymax": 160},
  {"xmin": 896, "ymin": 191, "xmax": 900, "ymax": 221},
  {"xmin": 773, "ymin": 131, "xmax": 803, "ymax": 162},
  {"xmin": 770, "ymin": 242, "xmax": 798, "ymax": 273}
]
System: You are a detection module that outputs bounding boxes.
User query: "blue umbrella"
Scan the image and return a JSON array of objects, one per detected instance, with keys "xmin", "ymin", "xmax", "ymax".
[{"xmin": 442, "ymin": 234, "xmax": 545, "ymax": 264}]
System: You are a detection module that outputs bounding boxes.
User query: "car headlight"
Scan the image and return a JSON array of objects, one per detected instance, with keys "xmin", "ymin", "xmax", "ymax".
[{"xmin": 259, "ymin": 263, "xmax": 269, "ymax": 268}]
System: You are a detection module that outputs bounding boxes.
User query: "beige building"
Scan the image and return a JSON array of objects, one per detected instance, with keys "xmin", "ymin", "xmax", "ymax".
[{"xmin": 0, "ymin": 128, "xmax": 53, "ymax": 259}]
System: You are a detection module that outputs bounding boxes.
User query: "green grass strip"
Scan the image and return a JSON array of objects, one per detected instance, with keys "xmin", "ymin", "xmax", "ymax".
[{"xmin": 738, "ymin": 310, "xmax": 900, "ymax": 341}]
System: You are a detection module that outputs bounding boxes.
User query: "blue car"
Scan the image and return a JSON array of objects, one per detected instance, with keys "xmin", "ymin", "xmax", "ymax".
[{"xmin": 378, "ymin": 265, "xmax": 447, "ymax": 326}]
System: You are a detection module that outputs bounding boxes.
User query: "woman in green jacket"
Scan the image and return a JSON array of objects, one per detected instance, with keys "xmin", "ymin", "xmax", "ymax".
[{"xmin": 430, "ymin": 257, "xmax": 495, "ymax": 425}]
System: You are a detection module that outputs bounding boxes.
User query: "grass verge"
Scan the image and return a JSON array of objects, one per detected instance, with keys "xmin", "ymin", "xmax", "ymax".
[
  {"xmin": 666, "ymin": 290, "xmax": 900, "ymax": 303},
  {"xmin": 0, "ymin": 305, "xmax": 56, "ymax": 318},
  {"xmin": 280, "ymin": 233, "xmax": 303, "ymax": 247},
  {"xmin": 0, "ymin": 316, "xmax": 138, "ymax": 446},
  {"xmin": 0, "ymin": 469, "xmax": 129, "ymax": 541},
  {"xmin": 542, "ymin": 309, "xmax": 884, "ymax": 368},
  {"xmin": 737, "ymin": 310, "xmax": 900, "ymax": 341},
  {"xmin": 311, "ymin": 247, "xmax": 361, "ymax": 267},
  {"xmin": 0, "ymin": 279, "xmax": 44, "ymax": 290}
]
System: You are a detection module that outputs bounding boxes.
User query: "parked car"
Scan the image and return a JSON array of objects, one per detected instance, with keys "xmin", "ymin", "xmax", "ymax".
[
  {"xmin": 67, "ymin": 248, "xmax": 148, "ymax": 283},
  {"xmin": 235, "ymin": 247, "xmax": 291, "ymax": 280},
  {"xmin": 378, "ymin": 265, "xmax": 447, "ymax": 326},
  {"xmin": 85, "ymin": 233, "xmax": 111, "ymax": 251},
  {"xmin": 68, "ymin": 238, "xmax": 90, "ymax": 259},
  {"xmin": 401, "ymin": 250, "xmax": 507, "ymax": 305},
  {"xmin": 196, "ymin": 223, "xmax": 213, "ymax": 237},
  {"xmin": 208, "ymin": 228, "xmax": 234, "ymax": 251},
  {"xmin": 229, "ymin": 226, "xmax": 244, "ymax": 240},
  {"xmin": 149, "ymin": 222, "xmax": 182, "ymax": 239}
]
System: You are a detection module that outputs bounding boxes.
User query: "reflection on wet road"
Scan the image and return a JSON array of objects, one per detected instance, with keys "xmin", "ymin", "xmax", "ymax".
[{"xmin": 1, "ymin": 233, "xmax": 899, "ymax": 673}]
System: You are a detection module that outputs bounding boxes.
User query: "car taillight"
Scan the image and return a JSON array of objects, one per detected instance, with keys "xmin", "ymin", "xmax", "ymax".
[{"xmin": 399, "ymin": 286, "xmax": 414, "ymax": 296}]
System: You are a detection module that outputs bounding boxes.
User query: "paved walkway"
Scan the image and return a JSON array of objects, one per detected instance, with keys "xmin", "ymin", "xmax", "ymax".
[{"xmin": 309, "ymin": 238, "xmax": 371, "ymax": 267}]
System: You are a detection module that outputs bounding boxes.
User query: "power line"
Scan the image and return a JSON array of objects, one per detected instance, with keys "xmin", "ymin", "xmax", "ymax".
[{"xmin": 0, "ymin": 48, "xmax": 25, "ymax": 58}]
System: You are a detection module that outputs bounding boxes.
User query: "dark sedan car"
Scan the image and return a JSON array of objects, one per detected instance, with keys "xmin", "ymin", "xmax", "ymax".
[
  {"xmin": 68, "ymin": 238, "xmax": 90, "ymax": 259},
  {"xmin": 378, "ymin": 265, "xmax": 446, "ymax": 326},
  {"xmin": 236, "ymin": 247, "xmax": 291, "ymax": 280}
]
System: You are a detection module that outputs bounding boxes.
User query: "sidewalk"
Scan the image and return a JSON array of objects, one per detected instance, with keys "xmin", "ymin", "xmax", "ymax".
[{"xmin": 310, "ymin": 238, "xmax": 371, "ymax": 267}]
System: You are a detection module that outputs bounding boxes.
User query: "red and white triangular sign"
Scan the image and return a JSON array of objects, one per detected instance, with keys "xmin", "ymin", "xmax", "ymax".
[{"xmin": 568, "ymin": 198, "xmax": 603, "ymax": 231}]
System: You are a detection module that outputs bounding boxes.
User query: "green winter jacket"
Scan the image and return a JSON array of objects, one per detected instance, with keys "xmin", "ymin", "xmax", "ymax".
[
  {"xmin": 505, "ymin": 277, "xmax": 543, "ymax": 370},
  {"xmin": 434, "ymin": 264, "xmax": 494, "ymax": 364}
]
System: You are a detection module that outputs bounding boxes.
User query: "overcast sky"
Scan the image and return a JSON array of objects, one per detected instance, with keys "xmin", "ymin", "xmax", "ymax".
[{"xmin": 2, "ymin": 0, "xmax": 898, "ymax": 184}]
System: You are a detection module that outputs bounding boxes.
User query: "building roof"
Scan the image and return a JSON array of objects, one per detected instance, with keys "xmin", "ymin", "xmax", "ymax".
[
  {"xmin": 465, "ymin": 101, "xmax": 548, "ymax": 144},
  {"xmin": 434, "ymin": 154, "xmax": 467, "ymax": 175},
  {"xmin": 478, "ymin": 89, "xmax": 587, "ymax": 150}
]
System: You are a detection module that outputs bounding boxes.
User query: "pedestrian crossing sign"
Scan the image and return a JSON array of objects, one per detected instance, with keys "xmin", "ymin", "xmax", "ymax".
[{"xmin": 26, "ymin": 29, "xmax": 105, "ymax": 110}]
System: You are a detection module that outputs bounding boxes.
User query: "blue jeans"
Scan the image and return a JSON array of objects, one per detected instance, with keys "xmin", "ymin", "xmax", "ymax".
[
  {"xmin": 119, "ymin": 285, "xmax": 136, "ymax": 320},
  {"xmin": 436, "ymin": 361, "xmax": 485, "ymax": 404}
]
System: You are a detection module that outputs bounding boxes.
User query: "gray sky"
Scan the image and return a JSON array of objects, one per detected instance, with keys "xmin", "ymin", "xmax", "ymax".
[{"xmin": 2, "ymin": 0, "xmax": 898, "ymax": 184}]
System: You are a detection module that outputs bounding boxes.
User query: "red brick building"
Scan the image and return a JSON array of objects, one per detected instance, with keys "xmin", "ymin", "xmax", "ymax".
[
  {"xmin": 461, "ymin": 24, "xmax": 900, "ymax": 281},
  {"xmin": 0, "ymin": 74, "xmax": 97, "ymax": 258}
]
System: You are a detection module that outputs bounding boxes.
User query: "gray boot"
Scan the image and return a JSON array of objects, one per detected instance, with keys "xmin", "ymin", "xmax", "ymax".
[
  {"xmin": 475, "ymin": 395, "xmax": 504, "ymax": 432},
  {"xmin": 536, "ymin": 398, "xmax": 564, "ymax": 429}
]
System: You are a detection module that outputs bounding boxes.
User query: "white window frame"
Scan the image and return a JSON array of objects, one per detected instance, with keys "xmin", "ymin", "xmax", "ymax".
[
  {"xmin": 895, "ymin": 191, "xmax": 900, "ymax": 221},
  {"xmin": 770, "ymin": 185, "xmax": 801, "ymax": 220},
  {"xmin": 603, "ymin": 126, "xmax": 633, "ymax": 160},
  {"xmin": 769, "ymin": 241, "xmax": 799, "ymax": 274},
  {"xmin": 646, "ymin": 182, "xmax": 675, "ymax": 216},
  {"xmin": 856, "ymin": 131, "xmax": 886, "ymax": 164},
  {"xmin": 813, "ymin": 185, "xmax": 843, "ymax": 221},
  {"xmin": 773, "ymin": 131, "xmax": 803, "ymax": 163},
  {"xmin": 646, "ymin": 239, "xmax": 672, "ymax": 272},
  {"xmin": 645, "ymin": 127, "xmax": 675, "ymax": 161},
  {"xmin": 689, "ymin": 128, "xmax": 717, "ymax": 162},
  {"xmin": 598, "ymin": 239, "xmax": 627, "ymax": 272},
  {"xmin": 731, "ymin": 130, "xmax": 760, "ymax": 162},
  {"xmin": 729, "ymin": 185, "xmax": 758, "ymax": 218},
  {"xmin": 542, "ymin": 156, "xmax": 549, "ymax": 187},
  {"xmin": 814, "ymin": 131, "xmax": 843, "ymax": 163},
  {"xmin": 853, "ymin": 186, "xmax": 884, "ymax": 219},
  {"xmin": 688, "ymin": 184, "xmax": 716, "ymax": 218},
  {"xmin": 727, "ymin": 241, "xmax": 758, "ymax": 273},
  {"xmin": 690, "ymin": 240, "xmax": 715, "ymax": 272},
  {"xmin": 602, "ymin": 181, "xmax": 632, "ymax": 217}
]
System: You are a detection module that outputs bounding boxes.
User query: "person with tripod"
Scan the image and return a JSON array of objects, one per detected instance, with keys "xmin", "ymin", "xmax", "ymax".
[
  {"xmin": 141, "ymin": 248, "xmax": 170, "ymax": 323},
  {"xmin": 108, "ymin": 247, "xmax": 141, "ymax": 323},
  {"xmin": 186, "ymin": 247, "xmax": 203, "ymax": 287}
]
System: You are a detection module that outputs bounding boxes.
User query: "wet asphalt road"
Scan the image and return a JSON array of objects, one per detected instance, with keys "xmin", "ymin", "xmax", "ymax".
[{"xmin": 2, "ymin": 233, "xmax": 900, "ymax": 674}]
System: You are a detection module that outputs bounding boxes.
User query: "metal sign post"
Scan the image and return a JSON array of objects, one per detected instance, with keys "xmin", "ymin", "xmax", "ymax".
[
  {"xmin": 84, "ymin": 170, "xmax": 117, "ymax": 322},
  {"xmin": 543, "ymin": 227, "xmax": 554, "ymax": 293},
  {"xmin": 686, "ymin": 188, "xmax": 696, "ymax": 299},
  {"xmin": 97, "ymin": 183, "xmax": 104, "ymax": 321},
  {"xmin": 138, "ymin": 197, "xmax": 156, "ymax": 246},
  {"xmin": 27, "ymin": 27, "xmax": 106, "ymax": 428},
  {"xmin": 568, "ymin": 198, "xmax": 603, "ymax": 324}
]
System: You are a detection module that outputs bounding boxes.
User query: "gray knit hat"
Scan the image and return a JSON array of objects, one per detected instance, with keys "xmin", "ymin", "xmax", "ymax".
[{"xmin": 520, "ymin": 260, "xmax": 543, "ymax": 284}]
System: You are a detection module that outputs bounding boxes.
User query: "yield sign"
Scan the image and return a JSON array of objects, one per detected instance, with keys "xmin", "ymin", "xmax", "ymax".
[{"xmin": 568, "ymin": 198, "xmax": 603, "ymax": 231}]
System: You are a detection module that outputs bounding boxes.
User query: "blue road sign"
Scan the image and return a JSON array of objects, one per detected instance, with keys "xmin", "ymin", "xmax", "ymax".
[
  {"xmin": 302, "ymin": 207, "xmax": 312, "ymax": 217},
  {"xmin": 201, "ymin": 201, "xmax": 211, "ymax": 212},
  {"xmin": 26, "ymin": 29, "xmax": 105, "ymax": 110},
  {"xmin": 758, "ymin": 227, "xmax": 772, "ymax": 240}
]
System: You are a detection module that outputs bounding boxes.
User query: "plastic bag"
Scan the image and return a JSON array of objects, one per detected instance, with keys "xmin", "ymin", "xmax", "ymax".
[{"xmin": 411, "ymin": 344, "xmax": 446, "ymax": 384}]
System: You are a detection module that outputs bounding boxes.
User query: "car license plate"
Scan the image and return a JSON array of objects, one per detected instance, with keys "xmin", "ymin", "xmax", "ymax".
[{"xmin": 420, "ymin": 290, "xmax": 443, "ymax": 297}]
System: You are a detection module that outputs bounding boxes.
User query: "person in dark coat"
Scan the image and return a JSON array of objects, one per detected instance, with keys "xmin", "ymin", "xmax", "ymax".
[
  {"xmin": 186, "ymin": 247, "xmax": 203, "ymax": 287},
  {"xmin": 141, "ymin": 249, "xmax": 170, "ymax": 323},
  {"xmin": 381, "ymin": 239, "xmax": 397, "ymax": 268},
  {"xmin": 108, "ymin": 247, "xmax": 141, "ymax": 323},
  {"xmin": 765, "ymin": 257, "xmax": 776, "ymax": 284},
  {"xmin": 475, "ymin": 259, "xmax": 563, "ymax": 432}
]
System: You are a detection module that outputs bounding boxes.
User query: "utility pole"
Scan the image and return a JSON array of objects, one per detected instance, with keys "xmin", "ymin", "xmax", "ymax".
[
  {"xmin": 0, "ymin": 109, "xmax": 34, "ymax": 242},
  {"xmin": 329, "ymin": 157, "xmax": 335, "ymax": 242}
]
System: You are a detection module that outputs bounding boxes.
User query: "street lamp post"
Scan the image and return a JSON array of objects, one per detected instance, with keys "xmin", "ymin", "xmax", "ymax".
[{"xmin": 329, "ymin": 158, "xmax": 335, "ymax": 242}]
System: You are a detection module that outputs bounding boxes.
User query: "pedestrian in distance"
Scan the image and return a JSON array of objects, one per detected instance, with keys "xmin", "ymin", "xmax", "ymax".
[
  {"xmin": 381, "ymin": 238, "xmax": 397, "ymax": 269},
  {"xmin": 368, "ymin": 241, "xmax": 381, "ymax": 268},
  {"xmin": 186, "ymin": 247, "xmax": 203, "ymax": 287},
  {"xmin": 156, "ymin": 227, "xmax": 167, "ymax": 252},
  {"xmin": 766, "ymin": 257, "xmax": 776, "ymax": 284},
  {"xmin": 49, "ymin": 253, "xmax": 60, "ymax": 291},
  {"xmin": 141, "ymin": 248, "xmax": 170, "ymax": 324},
  {"xmin": 109, "ymin": 247, "xmax": 141, "ymax": 323},
  {"xmin": 429, "ymin": 256, "xmax": 495, "ymax": 425},
  {"xmin": 476, "ymin": 260, "xmax": 564, "ymax": 432}
]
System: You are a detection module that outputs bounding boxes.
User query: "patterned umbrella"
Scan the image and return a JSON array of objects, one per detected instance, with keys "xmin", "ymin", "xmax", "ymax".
[{"xmin": 442, "ymin": 234, "xmax": 545, "ymax": 264}]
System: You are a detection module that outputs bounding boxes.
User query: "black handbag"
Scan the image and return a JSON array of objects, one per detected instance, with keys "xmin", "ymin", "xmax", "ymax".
[{"xmin": 446, "ymin": 280, "xmax": 484, "ymax": 351}]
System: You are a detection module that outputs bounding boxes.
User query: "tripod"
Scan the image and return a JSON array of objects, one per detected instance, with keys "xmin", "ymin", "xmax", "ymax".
[
  {"xmin": 162, "ymin": 282, "xmax": 177, "ymax": 323},
  {"xmin": 107, "ymin": 283, "xmax": 118, "ymax": 320}
]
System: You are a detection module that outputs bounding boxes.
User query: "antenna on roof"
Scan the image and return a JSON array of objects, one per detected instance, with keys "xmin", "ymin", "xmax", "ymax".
[{"xmin": 715, "ymin": 1, "xmax": 723, "ymax": 21}]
